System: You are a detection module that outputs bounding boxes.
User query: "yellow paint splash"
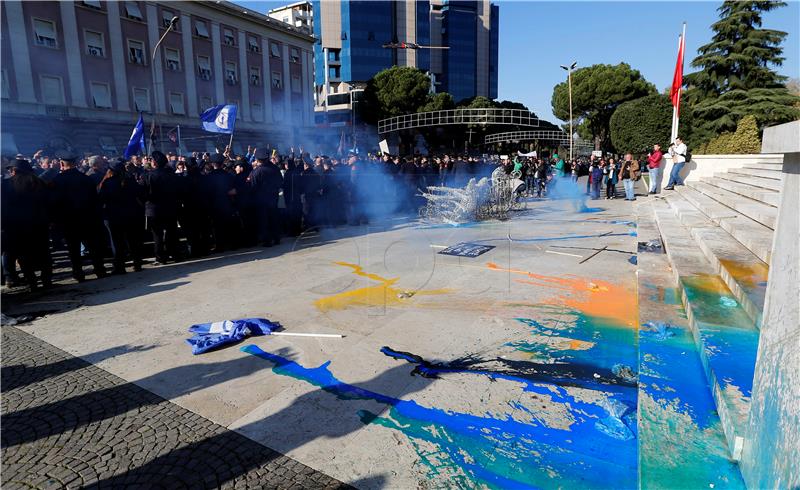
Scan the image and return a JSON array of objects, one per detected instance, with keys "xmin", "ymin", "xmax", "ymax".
[
  {"xmin": 717, "ymin": 259, "xmax": 769, "ymax": 289},
  {"xmin": 314, "ymin": 262, "xmax": 451, "ymax": 312},
  {"xmin": 486, "ymin": 262, "xmax": 637, "ymax": 328}
]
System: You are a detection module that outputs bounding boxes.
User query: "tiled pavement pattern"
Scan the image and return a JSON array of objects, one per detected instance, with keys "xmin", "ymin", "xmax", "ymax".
[{"xmin": 1, "ymin": 326, "xmax": 348, "ymax": 489}]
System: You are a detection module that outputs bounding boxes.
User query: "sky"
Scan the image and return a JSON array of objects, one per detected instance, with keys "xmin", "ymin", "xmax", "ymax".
[{"xmin": 238, "ymin": 0, "xmax": 800, "ymax": 123}]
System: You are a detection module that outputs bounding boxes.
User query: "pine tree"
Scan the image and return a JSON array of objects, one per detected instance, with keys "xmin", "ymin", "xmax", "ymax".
[{"xmin": 684, "ymin": 1, "xmax": 800, "ymax": 141}]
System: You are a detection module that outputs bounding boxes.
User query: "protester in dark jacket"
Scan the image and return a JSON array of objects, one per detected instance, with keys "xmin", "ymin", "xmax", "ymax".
[
  {"xmin": 249, "ymin": 149, "xmax": 283, "ymax": 246},
  {"xmin": 98, "ymin": 158, "xmax": 145, "ymax": 273},
  {"xmin": 206, "ymin": 153, "xmax": 239, "ymax": 252},
  {"xmin": 52, "ymin": 151, "xmax": 107, "ymax": 281},
  {"xmin": 143, "ymin": 151, "xmax": 181, "ymax": 264},
  {"xmin": 2, "ymin": 159, "xmax": 52, "ymax": 289}
]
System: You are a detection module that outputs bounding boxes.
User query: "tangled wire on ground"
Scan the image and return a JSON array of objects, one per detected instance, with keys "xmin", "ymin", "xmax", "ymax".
[{"xmin": 419, "ymin": 168, "xmax": 526, "ymax": 225}]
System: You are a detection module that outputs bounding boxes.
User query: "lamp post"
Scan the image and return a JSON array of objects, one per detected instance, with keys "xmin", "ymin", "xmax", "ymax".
[
  {"xmin": 150, "ymin": 16, "xmax": 179, "ymax": 154},
  {"xmin": 560, "ymin": 61, "xmax": 577, "ymax": 162}
]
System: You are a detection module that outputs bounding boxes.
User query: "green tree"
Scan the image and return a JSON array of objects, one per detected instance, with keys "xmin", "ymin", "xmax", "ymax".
[
  {"xmin": 609, "ymin": 94, "xmax": 673, "ymax": 154},
  {"xmin": 684, "ymin": 1, "xmax": 800, "ymax": 139},
  {"xmin": 551, "ymin": 63, "xmax": 656, "ymax": 151},
  {"xmin": 418, "ymin": 92, "xmax": 455, "ymax": 113},
  {"xmin": 360, "ymin": 66, "xmax": 432, "ymax": 124}
]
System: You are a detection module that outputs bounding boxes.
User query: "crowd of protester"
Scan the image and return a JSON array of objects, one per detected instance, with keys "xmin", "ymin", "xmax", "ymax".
[
  {"xmin": 1, "ymin": 147, "xmax": 525, "ymax": 290},
  {"xmin": 2, "ymin": 143, "xmax": 660, "ymax": 291}
]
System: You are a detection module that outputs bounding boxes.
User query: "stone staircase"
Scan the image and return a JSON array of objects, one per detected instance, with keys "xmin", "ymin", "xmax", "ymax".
[{"xmin": 640, "ymin": 158, "xmax": 780, "ymax": 475}]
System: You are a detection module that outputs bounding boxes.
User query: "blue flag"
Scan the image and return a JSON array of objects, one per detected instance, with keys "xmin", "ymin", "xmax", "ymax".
[
  {"xmin": 123, "ymin": 113, "xmax": 145, "ymax": 159},
  {"xmin": 200, "ymin": 104, "xmax": 237, "ymax": 134}
]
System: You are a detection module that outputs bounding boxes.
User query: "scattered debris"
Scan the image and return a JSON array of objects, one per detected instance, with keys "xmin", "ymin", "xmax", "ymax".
[
  {"xmin": 579, "ymin": 245, "xmax": 608, "ymax": 264},
  {"xmin": 397, "ymin": 291, "xmax": 416, "ymax": 299},
  {"xmin": 638, "ymin": 239, "xmax": 664, "ymax": 253},
  {"xmin": 438, "ymin": 243, "xmax": 496, "ymax": 258},
  {"xmin": 642, "ymin": 322, "xmax": 675, "ymax": 341},
  {"xmin": 612, "ymin": 364, "xmax": 637, "ymax": 383},
  {"xmin": 545, "ymin": 250, "xmax": 583, "ymax": 258}
]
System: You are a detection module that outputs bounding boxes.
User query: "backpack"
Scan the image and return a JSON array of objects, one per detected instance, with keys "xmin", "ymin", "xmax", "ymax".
[
  {"xmin": 631, "ymin": 160, "xmax": 642, "ymax": 181},
  {"xmin": 684, "ymin": 149, "xmax": 692, "ymax": 162}
]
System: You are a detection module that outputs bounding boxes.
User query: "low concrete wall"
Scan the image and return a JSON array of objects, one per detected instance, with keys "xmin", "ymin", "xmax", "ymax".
[
  {"xmin": 656, "ymin": 154, "xmax": 785, "ymax": 189},
  {"xmin": 740, "ymin": 120, "xmax": 800, "ymax": 489}
]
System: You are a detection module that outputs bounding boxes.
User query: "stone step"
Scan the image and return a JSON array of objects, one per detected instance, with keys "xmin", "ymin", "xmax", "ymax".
[
  {"xmin": 665, "ymin": 195, "xmax": 768, "ymax": 328},
  {"xmin": 676, "ymin": 187, "xmax": 773, "ymax": 264},
  {"xmin": 635, "ymin": 202, "xmax": 745, "ymax": 489},
  {"xmin": 715, "ymin": 172, "xmax": 783, "ymax": 192},
  {"xmin": 651, "ymin": 200, "xmax": 759, "ymax": 461},
  {"xmin": 704, "ymin": 178, "xmax": 780, "ymax": 207},
  {"xmin": 741, "ymin": 161, "xmax": 784, "ymax": 170},
  {"xmin": 688, "ymin": 181, "xmax": 777, "ymax": 229},
  {"xmin": 726, "ymin": 167, "xmax": 783, "ymax": 181}
]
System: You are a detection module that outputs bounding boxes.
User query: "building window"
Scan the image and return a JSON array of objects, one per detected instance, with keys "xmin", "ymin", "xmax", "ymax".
[
  {"xmin": 82, "ymin": 1, "xmax": 102, "ymax": 9},
  {"xmin": 90, "ymin": 82, "xmax": 112, "ymax": 108},
  {"xmin": 340, "ymin": 31, "xmax": 347, "ymax": 40},
  {"xmin": 252, "ymin": 103, "xmax": 263, "ymax": 122},
  {"xmin": 33, "ymin": 19, "xmax": 58, "ymax": 48},
  {"xmin": 271, "ymin": 71, "xmax": 282, "ymax": 89},
  {"xmin": 290, "ymin": 48, "xmax": 299, "ymax": 63},
  {"xmin": 328, "ymin": 66, "xmax": 340, "ymax": 80},
  {"xmin": 248, "ymin": 36, "xmax": 260, "ymax": 53},
  {"xmin": 282, "ymin": 16, "xmax": 289, "ymax": 23},
  {"xmin": 225, "ymin": 61, "xmax": 237, "ymax": 84},
  {"xmin": 292, "ymin": 75, "xmax": 301, "ymax": 93},
  {"xmin": 197, "ymin": 55, "xmax": 211, "ymax": 80},
  {"xmin": 128, "ymin": 39, "xmax": 145, "ymax": 65},
  {"xmin": 194, "ymin": 21, "xmax": 209, "ymax": 39},
  {"xmin": 169, "ymin": 92, "xmax": 185, "ymax": 115},
  {"xmin": 327, "ymin": 49, "xmax": 340, "ymax": 62},
  {"xmin": 162, "ymin": 9, "xmax": 176, "ymax": 29},
  {"xmin": 133, "ymin": 87, "xmax": 150, "ymax": 112},
  {"xmin": 199, "ymin": 96, "xmax": 213, "ymax": 113},
  {"xmin": 249, "ymin": 66, "xmax": 260, "ymax": 86},
  {"xmin": 223, "ymin": 28, "xmax": 235, "ymax": 46},
  {"xmin": 1, "ymin": 70, "xmax": 9, "ymax": 99},
  {"xmin": 124, "ymin": 2, "xmax": 143, "ymax": 21},
  {"xmin": 165, "ymin": 48, "xmax": 181, "ymax": 71},
  {"xmin": 270, "ymin": 43, "xmax": 280, "ymax": 58},
  {"xmin": 40, "ymin": 76, "xmax": 64, "ymax": 105},
  {"xmin": 85, "ymin": 30, "xmax": 104, "ymax": 57},
  {"xmin": 368, "ymin": 31, "xmax": 375, "ymax": 41}
]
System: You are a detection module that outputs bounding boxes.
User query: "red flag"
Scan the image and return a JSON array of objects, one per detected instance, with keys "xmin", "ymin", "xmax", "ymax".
[{"xmin": 670, "ymin": 31, "xmax": 685, "ymax": 115}]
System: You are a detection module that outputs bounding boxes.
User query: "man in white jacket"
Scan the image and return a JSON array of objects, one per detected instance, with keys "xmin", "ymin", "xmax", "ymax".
[{"xmin": 665, "ymin": 137, "xmax": 688, "ymax": 190}]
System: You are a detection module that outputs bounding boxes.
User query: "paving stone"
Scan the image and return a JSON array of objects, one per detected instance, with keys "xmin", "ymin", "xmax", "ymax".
[{"xmin": 1, "ymin": 326, "xmax": 351, "ymax": 489}]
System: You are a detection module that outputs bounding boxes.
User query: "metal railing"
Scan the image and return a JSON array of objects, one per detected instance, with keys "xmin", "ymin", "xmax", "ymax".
[
  {"xmin": 484, "ymin": 130, "xmax": 569, "ymax": 144},
  {"xmin": 378, "ymin": 108, "xmax": 540, "ymax": 134}
]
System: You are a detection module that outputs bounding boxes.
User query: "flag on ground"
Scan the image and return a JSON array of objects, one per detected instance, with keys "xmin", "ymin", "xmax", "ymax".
[
  {"xmin": 123, "ymin": 113, "xmax": 145, "ymax": 159},
  {"xmin": 200, "ymin": 104, "xmax": 237, "ymax": 134}
]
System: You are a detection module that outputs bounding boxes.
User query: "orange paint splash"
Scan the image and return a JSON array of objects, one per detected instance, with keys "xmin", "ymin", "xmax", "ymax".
[
  {"xmin": 486, "ymin": 262, "xmax": 637, "ymax": 328},
  {"xmin": 717, "ymin": 259, "xmax": 769, "ymax": 290},
  {"xmin": 314, "ymin": 262, "xmax": 451, "ymax": 312}
]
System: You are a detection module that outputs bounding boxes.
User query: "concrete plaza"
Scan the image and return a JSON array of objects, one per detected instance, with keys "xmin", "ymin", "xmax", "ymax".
[{"xmin": 3, "ymin": 195, "xmax": 643, "ymax": 488}]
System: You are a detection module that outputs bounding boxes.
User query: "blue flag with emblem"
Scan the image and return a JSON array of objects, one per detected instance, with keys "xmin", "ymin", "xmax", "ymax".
[
  {"xmin": 123, "ymin": 113, "xmax": 146, "ymax": 159},
  {"xmin": 200, "ymin": 104, "xmax": 237, "ymax": 134}
]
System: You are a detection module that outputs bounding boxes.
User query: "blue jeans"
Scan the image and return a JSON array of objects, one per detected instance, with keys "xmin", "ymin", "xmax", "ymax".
[
  {"xmin": 667, "ymin": 161, "xmax": 685, "ymax": 187},
  {"xmin": 648, "ymin": 167, "xmax": 661, "ymax": 193},
  {"xmin": 623, "ymin": 179, "xmax": 635, "ymax": 200}
]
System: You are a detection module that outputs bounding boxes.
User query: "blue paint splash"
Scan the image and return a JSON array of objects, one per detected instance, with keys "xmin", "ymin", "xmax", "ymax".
[{"xmin": 242, "ymin": 344, "xmax": 638, "ymax": 488}]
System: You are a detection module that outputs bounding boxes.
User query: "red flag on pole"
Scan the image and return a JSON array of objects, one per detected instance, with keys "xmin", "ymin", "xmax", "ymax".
[{"xmin": 670, "ymin": 28, "xmax": 685, "ymax": 116}]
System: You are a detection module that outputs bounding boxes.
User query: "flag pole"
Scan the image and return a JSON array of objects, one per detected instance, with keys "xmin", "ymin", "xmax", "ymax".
[
  {"xmin": 177, "ymin": 125, "xmax": 181, "ymax": 156},
  {"xmin": 671, "ymin": 22, "xmax": 686, "ymax": 143}
]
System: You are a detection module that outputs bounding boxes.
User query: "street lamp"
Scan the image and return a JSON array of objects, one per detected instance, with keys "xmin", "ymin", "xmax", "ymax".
[
  {"xmin": 560, "ymin": 61, "xmax": 577, "ymax": 162},
  {"xmin": 149, "ymin": 16, "xmax": 179, "ymax": 153}
]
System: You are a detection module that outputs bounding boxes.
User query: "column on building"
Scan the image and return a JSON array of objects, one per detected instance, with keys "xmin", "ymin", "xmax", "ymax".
[
  {"xmin": 475, "ymin": 0, "xmax": 491, "ymax": 98},
  {"xmin": 145, "ymin": 4, "xmax": 165, "ymax": 113},
  {"xmin": 301, "ymin": 49, "xmax": 312, "ymax": 126},
  {"xmin": 261, "ymin": 38, "xmax": 273, "ymax": 124},
  {"xmin": 4, "ymin": 1, "xmax": 36, "ymax": 103},
  {"xmin": 210, "ymin": 21, "xmax": 224, "ymax": 104},
  {"xmin": 180, "ymin": 14, "xmax": 198, "ymax": 116},
  {"xmin": 107, "ymin": 1, "xmax": 130, "ymax": 111},
  {"xmin": 59, "ymin": 1, "xmax": 87, "ymax": 107},
  {"xmin": 237, "ymin": 30, "xmax": 250, "ymax": 121},
  {"xmin": 281, "ymin": 44, "xmax": 291, "ymax": 123}
]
